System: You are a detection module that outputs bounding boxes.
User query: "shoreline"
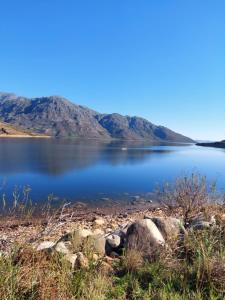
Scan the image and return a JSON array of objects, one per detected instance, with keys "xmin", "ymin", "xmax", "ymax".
[
  {"xmin": 0, "ymin": 200, "xmax": 164, "ymax": 251},
  {"xmin": 196, "ymin": 142, "xmax": 225, "ymax": 149},
  {"xmin": 0, "ymin": 134, "xmax": 51, "ymax": 138}
]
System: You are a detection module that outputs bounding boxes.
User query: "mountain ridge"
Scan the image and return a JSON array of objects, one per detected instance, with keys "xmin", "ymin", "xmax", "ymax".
[
  {"xmin": 0, "ymin": 92, "xmax": 193, "ymax": 142},
  {"xmin": 196, "ymin": 140, "xmax": 225, "ymax": 149}
]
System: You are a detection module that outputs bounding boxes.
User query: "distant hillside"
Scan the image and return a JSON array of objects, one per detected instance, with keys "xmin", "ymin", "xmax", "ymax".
[
  {"xmin": 197, "ymin": 140, "xmax": 225, "ymax": 149},
  {"xmin": 0, "ymin": 92, "xmax": 193, "ymax": 142},
  {"xmin": 0, "ymin": 121, "xmax": 46, "ymax": 137}
]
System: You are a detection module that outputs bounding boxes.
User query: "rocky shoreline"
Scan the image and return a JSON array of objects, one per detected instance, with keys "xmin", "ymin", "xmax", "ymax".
[
  {"xmin": 1, "ymin": 197, "xmax": 225, "ymax": 299},
  {"xmin": 0, "ymin": 201, "xmax": 161, "ymax": 253},
  {"xmin": 0, "ymin": 200, "xmax": 223, "ymax": 265}
]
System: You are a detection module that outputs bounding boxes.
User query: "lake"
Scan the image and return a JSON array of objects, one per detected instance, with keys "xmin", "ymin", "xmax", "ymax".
[{"xmin": 0, "ymin": 138, "xmax": 225, "ymax": 204}]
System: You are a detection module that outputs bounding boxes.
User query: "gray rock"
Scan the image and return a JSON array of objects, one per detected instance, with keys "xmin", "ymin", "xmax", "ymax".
[
  {"xmin": 192, "ymin": 221, "xmax": 211, "ymax": 230},
  {"xmin": 149, "ymin": 217, "xmax": 186, "ymax": 240},
  {"xmin": 59, "ymin": 228, "xmax": 92, "ymax": 243},
  {"xmin": 106, "ymin": 234, "xmax": 121, "ymax": 249},
  {"xmin": 190, "ymin": 213, "xmax": 216, "ymax": 230},
  {"xmin": 126, "ymin": 219, "xmax": 165, "ymax": 258},
  {"xmin": 109, "ymin": 251, "xmax": 120, "ymax": 258},
  {"xmin": 87, "ymin": 235, "xmax": 106, "ymax": 256},
  {"xmin": 36, "ymin": 241, "xmax": 55, "ymax": 251},
  {"xmin": 65, "ymin": 253, "xmax": 77, "ymax": 268},
  {"xmin": 114, "ymin": 224, "xmax": 129, "ymax": 239},
  {"xmin": 54, "ymin": 241, "xmax": 70, "ymax": 254}
]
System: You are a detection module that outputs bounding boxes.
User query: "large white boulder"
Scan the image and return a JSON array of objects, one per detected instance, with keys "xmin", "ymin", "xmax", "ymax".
[{"xmin": 149, "ymin": 217, "xmax": 186, "ymax": 240}]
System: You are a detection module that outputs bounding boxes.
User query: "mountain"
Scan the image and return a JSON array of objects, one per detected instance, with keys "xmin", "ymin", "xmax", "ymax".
[
  {"xmin": 0, "ymin": 121, "xmax": 45, "ymax": 137},
  {"xmin": 196, "ymin": 140, "xmax": 225, "ymax": 149},
  {"xmin": 0, "ymin": 92, "xmax": 193, "ymax": 142}
]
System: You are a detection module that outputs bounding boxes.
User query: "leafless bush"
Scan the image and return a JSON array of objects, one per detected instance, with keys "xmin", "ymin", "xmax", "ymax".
[
  {"xmin": 29, "ymin": 202, "xmax": 73, "ymax": 243},
  {"xmin": 0, "ymin": 185, "xmax": 35, "ymax": 219},
  {"xmin": 156, "ymin": 173, "xmax": 218, "ymax": 224}
]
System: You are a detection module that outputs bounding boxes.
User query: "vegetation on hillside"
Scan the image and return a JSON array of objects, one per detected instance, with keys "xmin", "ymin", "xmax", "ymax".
[{"xmin": 0, "ymin": 121, "xmax": 47, "ymax": 137}]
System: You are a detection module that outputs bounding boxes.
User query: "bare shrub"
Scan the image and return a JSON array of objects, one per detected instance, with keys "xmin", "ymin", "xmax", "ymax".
[
  {"xmin": 30, "ymin": 202, "xmax": 73, "ymax": 243},
  {"xmin": 156, "ymin": 173, "xmax": 217, "ymax": 224}
]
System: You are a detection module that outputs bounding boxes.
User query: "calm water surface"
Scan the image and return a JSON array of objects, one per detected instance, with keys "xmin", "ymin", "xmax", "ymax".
[{"xmin": 0, "ymin": 138, "xmax": 225, "ymax": 203}]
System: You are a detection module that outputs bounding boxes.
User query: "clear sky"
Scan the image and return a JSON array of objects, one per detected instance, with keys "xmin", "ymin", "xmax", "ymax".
[{"xmin": 0, "ymin": 0, "xmax": 224, "ymax": 140}]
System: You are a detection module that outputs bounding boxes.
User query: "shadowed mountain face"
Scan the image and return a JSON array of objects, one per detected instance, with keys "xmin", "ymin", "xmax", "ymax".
[{"xmin": 0, "ymin": 92, "xmax": 193, "ymax": 142}]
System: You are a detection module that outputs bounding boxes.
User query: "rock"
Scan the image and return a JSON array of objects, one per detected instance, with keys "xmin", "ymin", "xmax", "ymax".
[
  {"xmin": 54, "ymin": 241, "xmax": 70, "ymax": 254},
  {"xmin": 113, "ymin": 224, "xmax": 129, "ymax": 240},
  {"xmin": 148, "ymin": 217, "xmax": 186, "ymax": 240},
  {"xmin": 109, "ymin": 251, "xmax": 120, "ymax": 258},
  {"xmin": 210, "ymin": 215, "xmax": 216, "ymax": 226},
  {"xmin": 192, "ymin": 221, "xmax": 211, "ymax": 230},
  {"xmin": 65, "ymin": 253, "xmax": 77, "ymax": 268},
  {"xmin": 74, "ymin": 229, "xmax": 93, "ymax": 239},
  {"xmin": 106, "ymin": 234, "xmax": 121, "ymax": 249},
  {"xmin": 75, "ymin": 252, "xmax": 89, "ymax": 269},
  {"xmin": 190, "ymin": 213, "xmax": 215, "ymax": 230},
  {"xmin": 87, "ymin": 235, "xmax": 106, "ymax": 256},
  {"xmin": 101, "ymin": 197, "xmax": 110, "ymax": 201},
  {"xmin": 36, "ymin": 241, "xmax": 55, "ymax": 251},
  {"xmin": 93, "ymin": 217, "xmax": 105, "ymax": 226},
  {"xmin": 74, "ymin": 202, "xmax": 87, "ymax": 209},
  {"xmin": 99, "ymin": 261, "xmax": 113, "ymax": 274},
  {"xmin": 59, "ymin": 228, "xmax": 92, "ymax": 242},
  {"xmin": 118, "ymin": 213, "xmax": 128, "ymax": 218},
  {"xmin": 220, "ymin": 214, "xmax": 225, "ymax": 222},
  {"xmin": 125, "ymin": 219, "xmax": 165, "ymax": 258}
]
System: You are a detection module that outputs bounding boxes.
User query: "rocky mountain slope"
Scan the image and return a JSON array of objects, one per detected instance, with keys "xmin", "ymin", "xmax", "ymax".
[{"xmin": 0, "ymin": 92, "xmax": 193, "ymax": 142}]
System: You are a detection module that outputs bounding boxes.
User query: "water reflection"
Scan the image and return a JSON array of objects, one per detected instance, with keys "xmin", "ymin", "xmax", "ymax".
[
  {"xmin": 0, "ymin": 139, "xmax": 225, "ymax": 202},
  {"xmin": 0, "ymin": 138, "xmax": 177, "ymax": 175}
]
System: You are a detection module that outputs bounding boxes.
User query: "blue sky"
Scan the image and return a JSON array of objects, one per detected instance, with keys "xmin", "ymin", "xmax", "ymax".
[{"xmin": 0, "ymin": 0, "xmax": 224, "ymax": 140}]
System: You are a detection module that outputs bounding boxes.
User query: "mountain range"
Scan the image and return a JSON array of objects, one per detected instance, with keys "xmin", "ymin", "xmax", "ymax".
[{"xmin": 0, "ymin": 92, "xmax": 193, "ymax": 142}]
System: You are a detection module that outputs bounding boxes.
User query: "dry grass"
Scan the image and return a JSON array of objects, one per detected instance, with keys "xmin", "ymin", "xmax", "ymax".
[{"xmin": 121, "ymin": 249, "xmax": 143, "ymax": 273}]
